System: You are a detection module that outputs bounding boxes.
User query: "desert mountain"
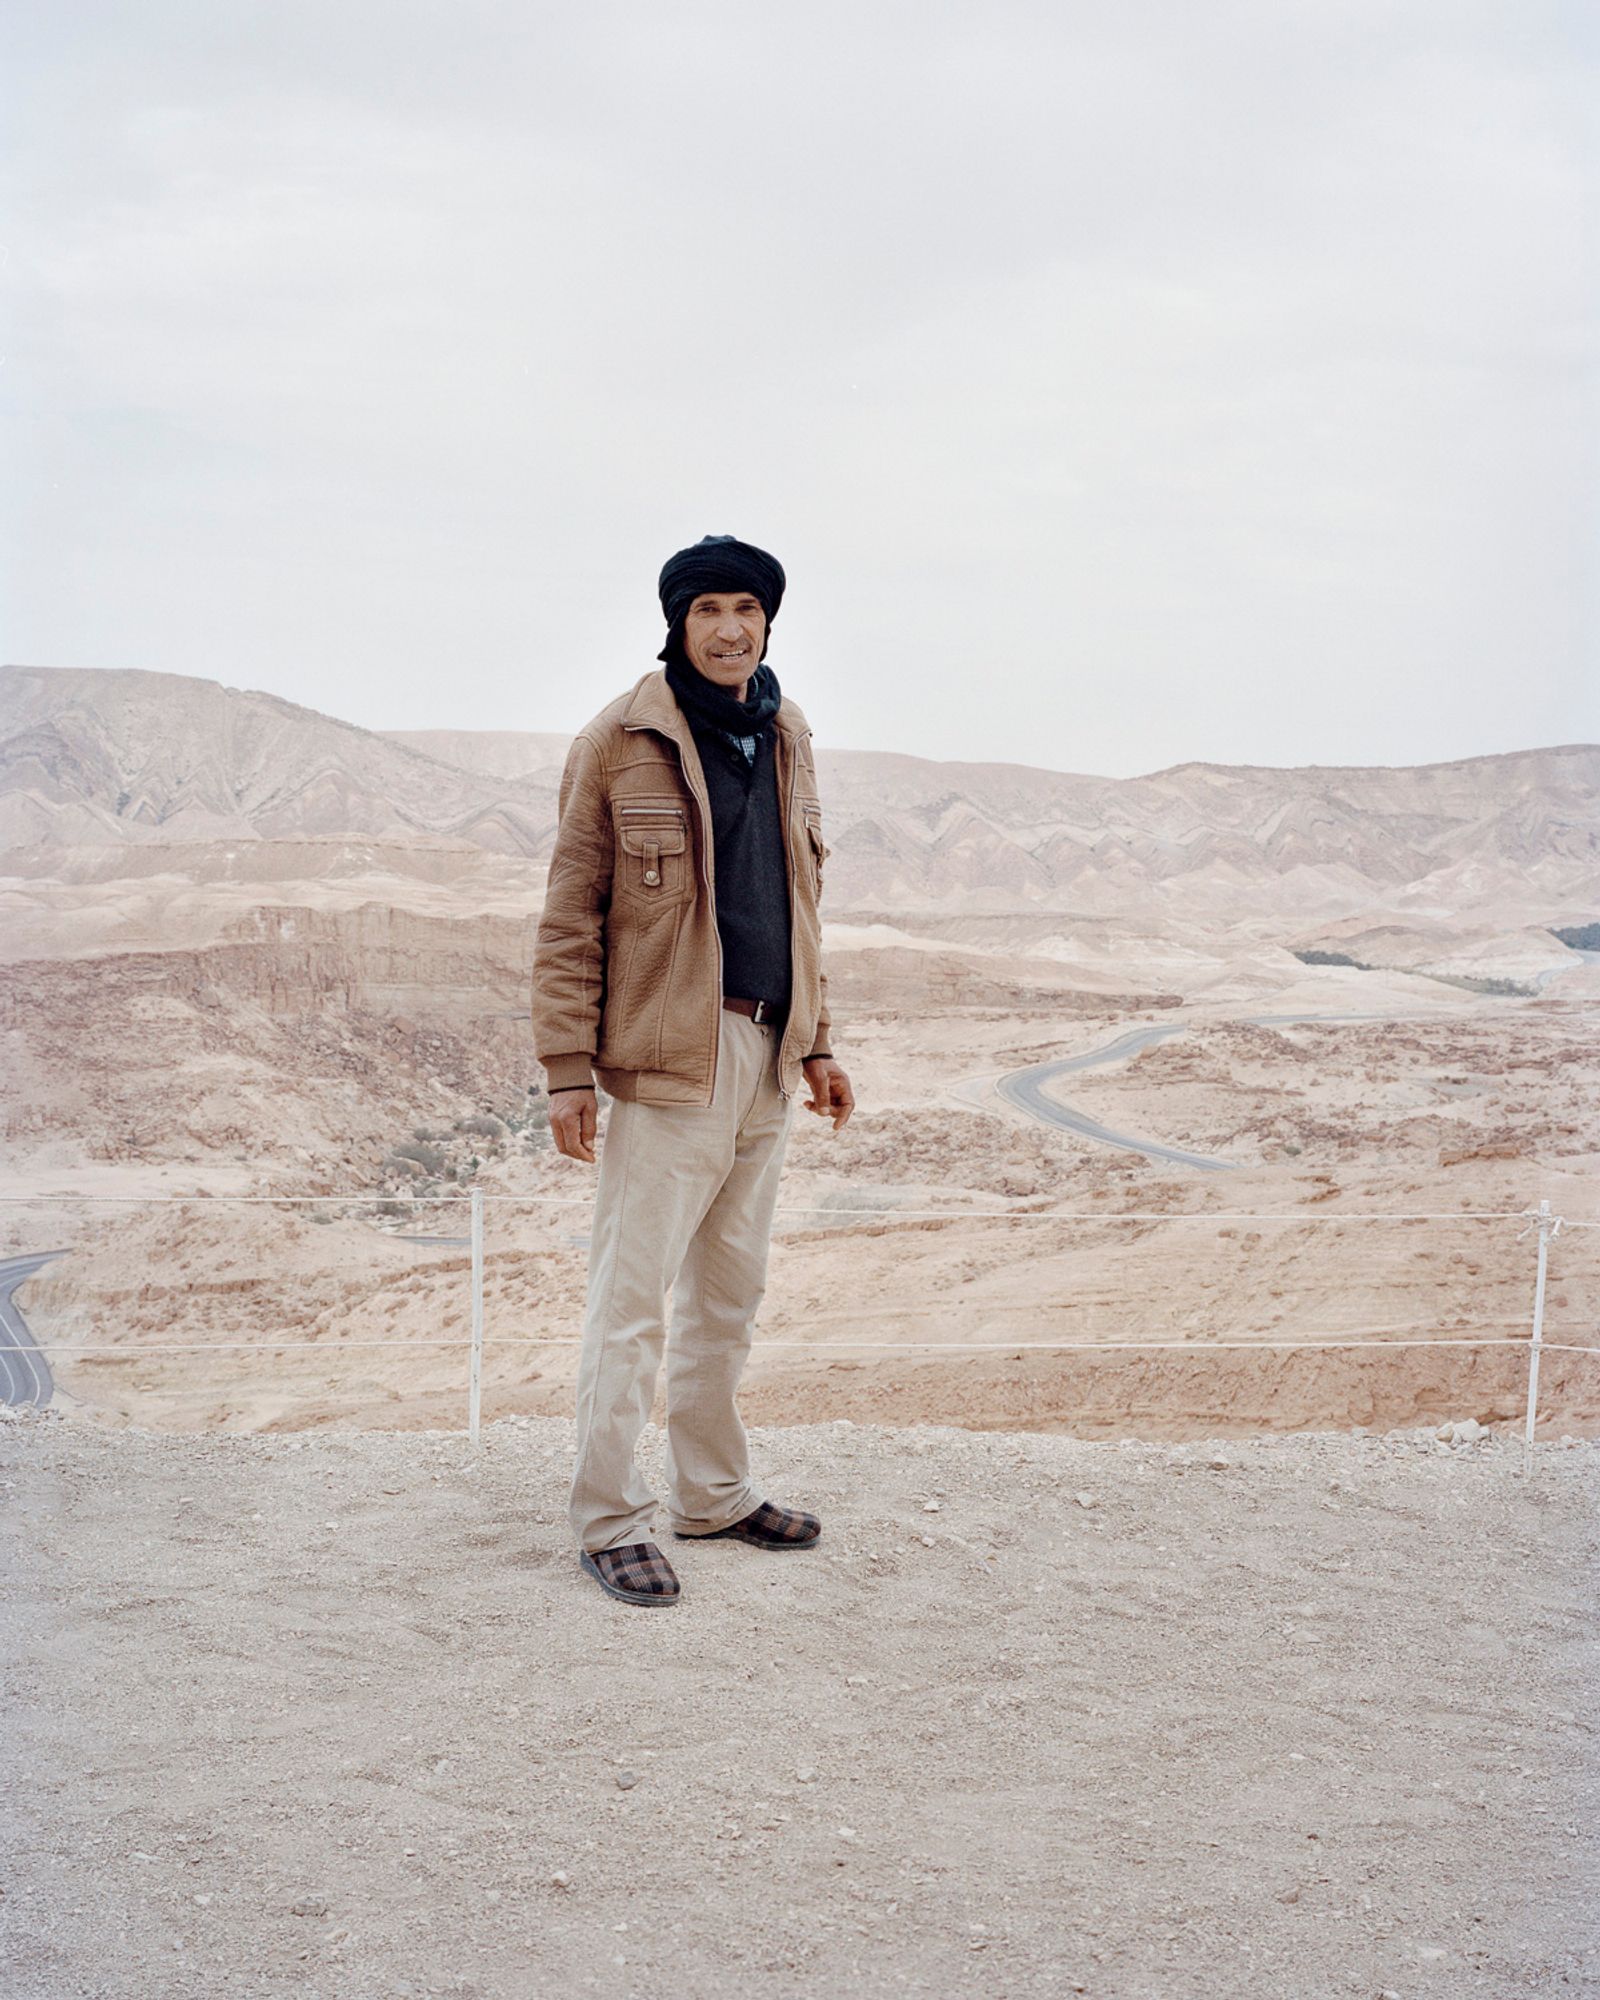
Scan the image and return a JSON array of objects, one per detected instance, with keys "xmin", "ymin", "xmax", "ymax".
[
  {"xmin": 0, "ymin": 665, "xmax": 556, "ymax": 856},
  {"xmin": 3, "ymin": 663, "xmax": 1596, "ymax": 920}
]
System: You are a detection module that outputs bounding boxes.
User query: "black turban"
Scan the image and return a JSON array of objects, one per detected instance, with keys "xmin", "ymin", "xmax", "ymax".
[{"xmin": 657, "ymin": 534, "xmax": 786, "ymax": 663}]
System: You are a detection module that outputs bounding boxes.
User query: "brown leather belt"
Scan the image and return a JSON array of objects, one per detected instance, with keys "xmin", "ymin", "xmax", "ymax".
[{"xmin": 722, "ymin": 995, "xmax": 784, "ymax": 1025}]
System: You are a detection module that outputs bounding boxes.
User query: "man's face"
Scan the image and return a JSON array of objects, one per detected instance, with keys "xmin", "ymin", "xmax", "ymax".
[{"xmin": 682, "ymin": 592, "xmax": 767, "ymax": 696}]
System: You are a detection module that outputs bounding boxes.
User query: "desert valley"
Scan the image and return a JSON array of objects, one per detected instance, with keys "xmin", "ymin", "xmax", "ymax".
[{"xmin": 2, "ymin": 660, "xmax": 1596, "ymax": 1442}]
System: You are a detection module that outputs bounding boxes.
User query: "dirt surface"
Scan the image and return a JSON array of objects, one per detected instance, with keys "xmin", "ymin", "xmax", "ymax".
[{"xmin": 4, "ymin": 1407, "xmax": 1596, "ymax": 1999}]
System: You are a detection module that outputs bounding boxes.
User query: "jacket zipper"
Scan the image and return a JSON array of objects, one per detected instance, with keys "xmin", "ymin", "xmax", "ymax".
[
  {"xmin": 775, "ymin": 727, "xmax": 812, "ymax": 1107},
  {"xmin": 702, "ymin": 772, "xmax": 723, "ymax": 1101}
]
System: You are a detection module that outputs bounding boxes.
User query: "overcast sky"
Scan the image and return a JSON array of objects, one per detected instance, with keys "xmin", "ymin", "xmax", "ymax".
[{"xmin": 3, "ymin": 2, "xmax": 1594, "ymax": 776}]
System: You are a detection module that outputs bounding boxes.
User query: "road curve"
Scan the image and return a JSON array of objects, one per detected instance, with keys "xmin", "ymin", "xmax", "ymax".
[
  {"xmin": 995, "ymin": 1012, "xmax": 1399, "ymax": 1172},
  {"xmin": 1534, "ymin": 947, "xmax": 1600, "ymax": 992},
  {"xmin": 0, "ymin": 1252, "xmax": 67, "ymax": 1410}
]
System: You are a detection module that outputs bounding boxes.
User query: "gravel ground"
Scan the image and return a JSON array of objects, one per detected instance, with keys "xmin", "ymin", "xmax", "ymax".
[{"xmin": 2, "ymin": 1410, "xmax": 1596, "ymax": 2000}]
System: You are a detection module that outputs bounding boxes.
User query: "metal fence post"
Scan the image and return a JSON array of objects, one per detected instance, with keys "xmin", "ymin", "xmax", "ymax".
[
  {"xmin": 469, "ymin": 1187, "xmax": 484, "ymax": 1448},
  {"xmin": 1522, "ymin": 1199, "xmax": 1552, "ymax": 1478}
]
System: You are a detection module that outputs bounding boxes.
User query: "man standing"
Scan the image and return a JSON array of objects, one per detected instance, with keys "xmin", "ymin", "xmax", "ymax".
[{"xmin": 531, "ymin": 534, "xmax": 855, "ymax": 1608}]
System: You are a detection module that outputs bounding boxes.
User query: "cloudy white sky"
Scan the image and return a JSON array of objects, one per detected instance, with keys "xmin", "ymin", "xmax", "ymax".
[{"xmin": 3, "ymin": 2, "xmax": 1594, "ymax": 775}]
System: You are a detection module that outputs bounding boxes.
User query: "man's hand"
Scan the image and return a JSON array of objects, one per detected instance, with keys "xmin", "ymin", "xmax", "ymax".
[
  {"xmin": 800, "ymin": 1057, "xmax": 855, "ymax": 1131},
  {"xmin": 550, "ymin": 1088, "xmax": 598, "ymax": 1163}
]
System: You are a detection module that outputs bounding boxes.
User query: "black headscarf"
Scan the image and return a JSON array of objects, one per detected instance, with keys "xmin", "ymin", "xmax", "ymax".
[
  {"xmin": 664, "ymin": 647, "xmax": 781, "ymax": 728},
  {"xmin": 656, "ymin": 533, "xmax": 786, "ymax": 664}
]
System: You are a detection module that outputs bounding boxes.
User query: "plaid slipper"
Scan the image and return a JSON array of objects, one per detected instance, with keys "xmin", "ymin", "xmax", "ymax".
[
  {"xmin": 675, "ymin": 1499, "xmax": 821, "ymax": 1550},
  {"xmin": 579, "ymin": 1540, "xmax": 682, "ymax": 1607}
]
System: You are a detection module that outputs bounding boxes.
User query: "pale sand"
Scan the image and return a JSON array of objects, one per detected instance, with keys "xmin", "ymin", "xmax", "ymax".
[{"xmin": 4, "ymin": 1408, "xmax": 1595, "ymax": 1999}]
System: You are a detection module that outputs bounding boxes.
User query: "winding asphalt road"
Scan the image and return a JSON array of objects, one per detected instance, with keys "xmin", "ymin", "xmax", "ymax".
[
  {"xmin": 0, "ymin": 1252, "xmax": 64, "ymax": 1409},
  {"xmin": 994, "ymin": 1012, "xmax": 1399, "ymax": 1173},
  {"xmin": 1534, "ymin": 947, "xmax": 1600, "ymax": 991}
]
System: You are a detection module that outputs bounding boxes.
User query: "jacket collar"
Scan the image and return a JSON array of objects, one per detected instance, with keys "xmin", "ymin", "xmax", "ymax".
[{"xmin": 620, "ymin": 667, "xmax": 805, "ymax": 744}]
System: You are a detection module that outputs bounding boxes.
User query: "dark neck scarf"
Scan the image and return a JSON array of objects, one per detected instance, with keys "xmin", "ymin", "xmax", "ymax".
[{"xmin": 664, "ymin": 652, "xmax": 783, "ymax": 780}]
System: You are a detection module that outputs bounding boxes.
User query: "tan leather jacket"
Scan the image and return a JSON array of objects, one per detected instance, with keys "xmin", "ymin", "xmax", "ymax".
[{"xmin": 530, "ymin": 668, "xmax": 833, "ymax": 1107}]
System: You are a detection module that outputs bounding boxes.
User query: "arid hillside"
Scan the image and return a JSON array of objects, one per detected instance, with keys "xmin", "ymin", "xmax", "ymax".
[
  {"xmin": 0, "ymin": 664, "xmax": 556, "ymax": 854},
  {"xmin": 8, "ymin": 990, "xmax": 1598, "ymax": 1441},
  {"xmin": 6, "ymin": 662, "xmax": 1597, "ymax": 916}
]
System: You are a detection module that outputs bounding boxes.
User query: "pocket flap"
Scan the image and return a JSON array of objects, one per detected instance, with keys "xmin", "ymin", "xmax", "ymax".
[{"xmin": 620, "ymin": 825, "xmax": 687, "ymax": 856}]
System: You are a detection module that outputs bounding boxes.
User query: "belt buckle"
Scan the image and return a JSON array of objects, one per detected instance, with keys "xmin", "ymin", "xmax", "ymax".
[{"xmin": 751, "ymin": 998, "xmax": 769, "ymax": 1023}]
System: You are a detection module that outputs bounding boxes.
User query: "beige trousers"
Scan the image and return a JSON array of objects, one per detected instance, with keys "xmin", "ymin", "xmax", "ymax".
[{"xmin": 568, "ymin": 1008, "xmax": 795, "ymax": 1554}]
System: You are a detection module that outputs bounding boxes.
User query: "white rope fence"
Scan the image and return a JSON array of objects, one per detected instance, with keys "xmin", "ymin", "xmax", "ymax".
[
  {"xmin": 3, "ymin": 1192, "xmax": 1593, "ymax": 1475},
  {"xmin": 0, "ymin": 1193, "xmax": 1557, "ymax": 1220}
]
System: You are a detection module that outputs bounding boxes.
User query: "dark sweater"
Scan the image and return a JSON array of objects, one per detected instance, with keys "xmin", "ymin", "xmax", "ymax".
[{"xmin": 685, "ymin": 716, "xmax": 792, "ymax": 1015}]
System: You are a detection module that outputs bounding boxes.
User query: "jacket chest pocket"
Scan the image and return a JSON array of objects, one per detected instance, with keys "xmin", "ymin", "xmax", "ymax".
[
  {"xmin": 801, "ymin": 803, "xmax": 828, "ymax": 889},
  {"xmin": 616, "ymin": 807, "xmax": 691, "ymax": 901}
]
